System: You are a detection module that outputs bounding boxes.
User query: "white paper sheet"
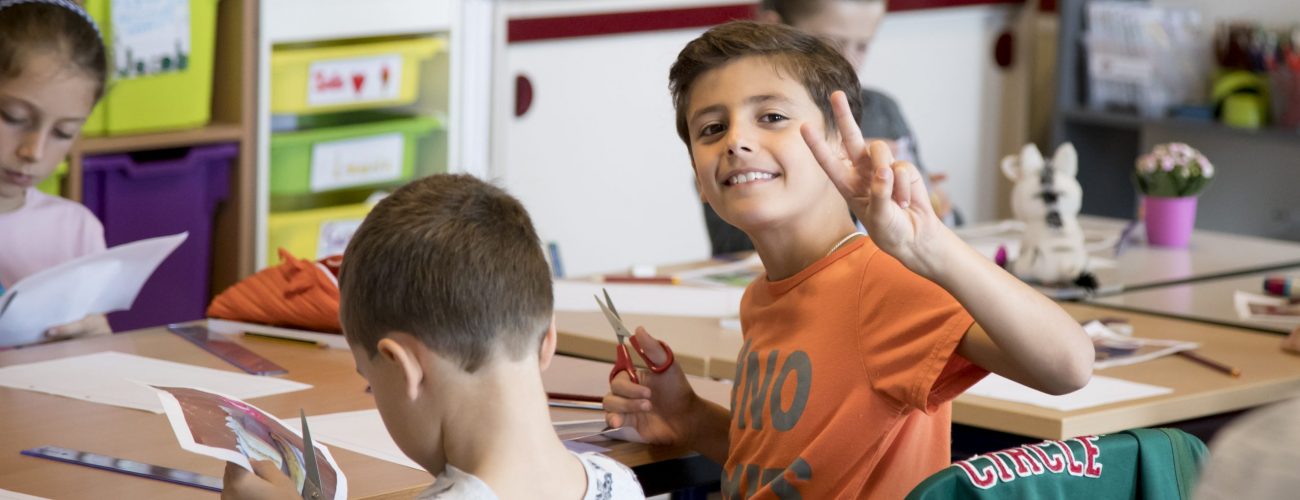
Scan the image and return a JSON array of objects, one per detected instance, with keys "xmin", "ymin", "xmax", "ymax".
[
  {"xmin": 0, "ymin": 233, "xmax": 187, "ymax": 347},
  {"xmin": 554, "ymin": 280, "xmax": 744, "ymax": 318},
  {"xmin": 0, "ymin": 351, "xmax": 310, "ymax": 413},
  {"xmin": 283, "ymin": 410, "xmax": 626, "ymax": 471},
  {"xmin": 964, "ymin": 374, "xmax": 1172, "ymax": 412},
  {"xmin": 0, "ymin": 488, "xmax": 48, "ymax": 500},
  {"xmin": 284, "ymin": 409, "xmax": 421, "ymax": 470}
]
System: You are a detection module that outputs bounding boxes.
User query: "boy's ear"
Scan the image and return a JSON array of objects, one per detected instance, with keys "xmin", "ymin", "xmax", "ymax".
[
  {"xmin": 537, "ymin": 316, "xmax": 558, "ymax": 371},
  {"xmin": 377, "ymin": 335, "xmax": 425, "ymax": 402},
  {"xmin": 755, "ymin": 9, "xmax": 783, "ymax": 24}
]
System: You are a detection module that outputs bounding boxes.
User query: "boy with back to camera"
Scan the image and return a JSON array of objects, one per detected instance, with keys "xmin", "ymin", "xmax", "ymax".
[
  {"xmin": 221, "ymin": 174, "xmax": 644, "ymax": 499},
  {"xmin": 603, "ymin": 21, "xmax": 1094, "ymax": 498}
]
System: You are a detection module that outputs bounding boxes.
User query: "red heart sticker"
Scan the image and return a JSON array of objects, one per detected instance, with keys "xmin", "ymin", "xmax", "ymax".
[{"xmin": 352, "ymin": 74, "xmax": 365, "ymax": 93}]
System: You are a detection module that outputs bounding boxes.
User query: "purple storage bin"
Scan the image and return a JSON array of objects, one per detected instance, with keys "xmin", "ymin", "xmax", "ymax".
[{"xmin": 81, "ymin": 143, "xmax": 237, "ymax": 331}]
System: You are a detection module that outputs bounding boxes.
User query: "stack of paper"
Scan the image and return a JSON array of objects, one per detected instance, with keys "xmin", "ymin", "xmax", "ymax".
[{"xmin": 554, "ymin": 280, "xmax": 744, "ymax": 318}]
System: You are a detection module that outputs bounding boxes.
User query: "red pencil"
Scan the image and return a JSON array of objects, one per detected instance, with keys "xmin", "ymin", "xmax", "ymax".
[
  {"xmin": 600, "ymin": 275, "xmax": 680, "ymax": 285},
  {"xmin": 547, "ymin": 392, "xmax": 604, "ymax": 403},
  {"xmin": 1176, "ymin": 350, "xmax": 1241, "ymax": 378}
]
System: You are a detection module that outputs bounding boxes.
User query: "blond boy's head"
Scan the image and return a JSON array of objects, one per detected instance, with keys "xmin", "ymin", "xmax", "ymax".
[
  {"xmin": 338, "ymin": 174, "xmax": 553, "ymax": 373},
  {"xmin": 669, "ymin": 21, "xmax": 863, "ymax": 149},
  {"xmin": 758, "ymin": 0, "xmax": 887, "ymax": 71}
]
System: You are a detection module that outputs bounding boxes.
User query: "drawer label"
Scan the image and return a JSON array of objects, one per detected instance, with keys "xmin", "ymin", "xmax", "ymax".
[
  {"xmin": 317, "ymin": 218, "xmax": 364, "ymax": 258},
  {"xmin": 307, "ymin": 54, "xmax": 403, "ymax": 106},
  {"xmin": 310, "ymin": 133, "xmax": 405, "ymax": 192}
]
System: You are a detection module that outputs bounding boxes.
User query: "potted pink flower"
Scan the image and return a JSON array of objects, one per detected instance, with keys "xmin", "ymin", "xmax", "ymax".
[{"xmin": 1134, "ymin": 143, "xmax": 1214, "ymax": 247}]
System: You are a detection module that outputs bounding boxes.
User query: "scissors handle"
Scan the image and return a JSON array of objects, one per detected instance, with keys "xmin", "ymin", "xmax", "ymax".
[
  {"xmin": 609, "ymin": 344, "xmax": 639, "ymax": 384},
  {"xmin": 630, "ymin": 335, "xmax": 674, "ymax": 374},
  {"xmin": 608, "ymin": 336, "xmax": 675, "ymax": 383}
]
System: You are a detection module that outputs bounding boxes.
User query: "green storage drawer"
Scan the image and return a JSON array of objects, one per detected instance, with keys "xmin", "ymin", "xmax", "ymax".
[{"xmin": 269, "ymin": 116, "xmax": 441, "ymax": 196}]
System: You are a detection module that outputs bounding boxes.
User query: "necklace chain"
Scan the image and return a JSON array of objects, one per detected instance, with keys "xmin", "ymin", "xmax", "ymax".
[{"xmin": 826, "ymin": 231, "xmax": 866, "ymax": 258}]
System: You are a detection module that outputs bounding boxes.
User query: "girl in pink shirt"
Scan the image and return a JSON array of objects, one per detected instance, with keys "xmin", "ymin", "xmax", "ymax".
[{"xmin": 0, "ymin": 0, "xmax": 111, "ymax": 342}]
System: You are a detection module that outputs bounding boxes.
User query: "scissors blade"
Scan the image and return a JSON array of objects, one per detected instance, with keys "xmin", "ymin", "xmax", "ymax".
[
  {"xmin": 299, "ymin": 409, "xmax": 323, "ymax": 499},
  {"xmin": 602, "ymin": 288, "xmax": 622, "ymax": 319},
  {"xmin": 594, "ymin": 293, "xmax": 632, "ymax": 341}
]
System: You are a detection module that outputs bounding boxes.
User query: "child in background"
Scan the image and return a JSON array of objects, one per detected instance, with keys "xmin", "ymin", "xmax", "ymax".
[
  {"xmin": 703, "ymin": 0, "xmax": 958, "ymax": 255},
  {"xmin": 0, "ymin": 0, "xmax": 111, "ymax": 340},
  {"xmin": 604, "ymin": 21, "xmax": 1093, "ymax": 498},
  {"xmin": 222, "ymin": 174, "xmax": 644, "ymax": 499}
]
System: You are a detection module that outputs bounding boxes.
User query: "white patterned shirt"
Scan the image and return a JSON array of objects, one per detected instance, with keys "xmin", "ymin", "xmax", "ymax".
[{"xmin": 416, "ymin": 451, "xmax": 644, "ymax": 499}]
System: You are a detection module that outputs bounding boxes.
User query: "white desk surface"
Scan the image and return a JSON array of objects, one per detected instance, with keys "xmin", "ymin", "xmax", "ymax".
[
  {"xmin": 1087, "ymin": 267, "xmax": 1300, "ymax": 335},
  {"xmin": 959, "ymin": 216, "xmax": 1300, "ymax": 299}
]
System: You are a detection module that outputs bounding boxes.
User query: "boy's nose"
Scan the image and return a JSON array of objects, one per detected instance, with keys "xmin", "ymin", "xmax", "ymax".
[{"xmin": 727, "ymin": 145, "xmax": 753, "ymax": 156}]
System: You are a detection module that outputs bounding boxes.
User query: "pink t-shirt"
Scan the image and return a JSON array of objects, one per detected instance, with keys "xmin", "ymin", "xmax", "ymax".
[{"xmin": 0, "ymin": 188, "xmax": 106, "ymax": 289}]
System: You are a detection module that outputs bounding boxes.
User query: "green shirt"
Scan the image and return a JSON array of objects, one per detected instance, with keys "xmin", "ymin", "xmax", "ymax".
[{"xmin": 907, "ymin": 429, "xmax": 1207, "ymax": 499}]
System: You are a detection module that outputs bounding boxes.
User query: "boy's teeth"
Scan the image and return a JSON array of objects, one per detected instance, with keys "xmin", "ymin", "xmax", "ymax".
[{"xmin": 728, "ymin": 172, "xmax": 774, "ymax": 186}]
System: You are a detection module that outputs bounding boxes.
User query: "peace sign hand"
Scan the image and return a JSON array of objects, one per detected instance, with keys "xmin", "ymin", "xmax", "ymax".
[{"xmin": 800, "ymin": 90, "xmax": 950, "ymax": 279}]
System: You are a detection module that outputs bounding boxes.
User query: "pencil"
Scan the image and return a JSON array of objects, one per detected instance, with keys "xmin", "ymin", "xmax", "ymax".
[
  {"xmin": 1176, "ymin": 350, "xmax": 1241, "ymax": 378},
  {"xmin": 547, "ymin": 392, "xmax": 604, "ymax": 403},
  {"xmin": 600, "ymin": 275, "xmax": 680, "ymax": 285}
]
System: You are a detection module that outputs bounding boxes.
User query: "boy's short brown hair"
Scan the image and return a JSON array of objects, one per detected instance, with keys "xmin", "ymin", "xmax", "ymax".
[
  {"xmin": 669, "ymin": 20, "xmax": 863, "ymax": 147},
  {"xmin": 339, "ymin": 174, "xmax": 553, "ymax": 373}
]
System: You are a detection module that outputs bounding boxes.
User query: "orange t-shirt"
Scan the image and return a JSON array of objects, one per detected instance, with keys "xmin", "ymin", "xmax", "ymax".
[{"xmin": 722, "ymin": 238, "xmax": 987, "ymax": 499}]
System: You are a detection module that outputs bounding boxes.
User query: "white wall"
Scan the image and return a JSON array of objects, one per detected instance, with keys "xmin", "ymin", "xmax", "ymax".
[
  {"xmin": 495, "ymin": 28, "xmax": 712, "ymax": 277},
  {"xmin": 862, "ymin": 5, "xmax": 1027, "ymax": 223}
]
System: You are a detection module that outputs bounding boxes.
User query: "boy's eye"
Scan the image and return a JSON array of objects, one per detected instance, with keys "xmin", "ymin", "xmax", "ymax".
[
  {"xmin": 759, "ymin": 113, "xmax": 788, "ymax": 123},
  {"xmin": 52, "ymin": 128, "xmax": 77, "ymax": 140},
  {"xmin": 699, "ymin": 123, "xmax": 725, "ymax": 137},
  {"xmin": 0, "ymin": 110, "xmax": 27, "ymax": 125}
]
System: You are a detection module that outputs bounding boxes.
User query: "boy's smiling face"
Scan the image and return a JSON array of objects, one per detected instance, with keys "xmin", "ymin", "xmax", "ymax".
[{"xmin": 687, "ymin": 55, "xmax": 844, "ymax": 233}]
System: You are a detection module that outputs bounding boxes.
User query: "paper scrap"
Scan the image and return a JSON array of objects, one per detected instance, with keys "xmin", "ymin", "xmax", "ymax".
[
  {"xmin": 0, "ymin": 232, "xmax": 187, "ymax": 347},
  {"xmin": 554, "ymin": 280, "xmax": 744, "ymax": 318},
  {"xmin": 0, "ymin": 488, "xmax": 48, "ymax": 500},
  {"xmin": 964, "ymin": 374, "xmax": 1172, "ymax": 412},
  {"xmin": 284, "ymin": 409, "xmax": 421, "ymax": 470},
  {"xmin": 1235, "ymin": 291, "xmax": 1300, "ymax": 325},
  {"xmin": 154, "ymin": 386, "xmax": 346, "ymax": 500},
  {"xmin": 0, "ymin": 351, "xmax": 310, "ymax": 413},
  {"xmin": 1085, "ymin": 320, "xmax": 1198, "ymax": 369}
]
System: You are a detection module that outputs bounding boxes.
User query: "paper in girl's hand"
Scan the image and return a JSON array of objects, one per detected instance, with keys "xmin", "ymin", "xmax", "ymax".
[
  {"xmin": 0, "ymin": 232, "xmax": 187, "ymax": 347},
  {"xmin": 153, "ymin": 385, "xmax": 348, "ymax": 500}
]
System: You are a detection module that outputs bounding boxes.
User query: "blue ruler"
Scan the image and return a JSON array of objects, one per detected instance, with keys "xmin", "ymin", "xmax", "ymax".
[{"xmin": 21, "ymin": 445, "xmax": 223, "ymax": 492}]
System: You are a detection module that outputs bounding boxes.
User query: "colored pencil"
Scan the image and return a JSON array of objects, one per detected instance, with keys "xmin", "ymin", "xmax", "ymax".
[{"xmin": 1176, "ymin": 350, "xmax": 1241, "ymax": 378}]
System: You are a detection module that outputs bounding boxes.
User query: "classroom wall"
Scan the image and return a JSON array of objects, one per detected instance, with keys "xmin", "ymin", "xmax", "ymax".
[
  {"xmin": 863, "ymin": 5, "xmax": 1029, "ymax": 224},
  {"xmin": 491, "ymin": 1, "xmax": 1033, "ymax": 276}
]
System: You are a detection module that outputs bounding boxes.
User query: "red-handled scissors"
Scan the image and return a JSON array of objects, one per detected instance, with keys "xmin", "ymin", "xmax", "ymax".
[{"xmin": 595, "ymin": 288, "xmax": 674, "ymax": 383}]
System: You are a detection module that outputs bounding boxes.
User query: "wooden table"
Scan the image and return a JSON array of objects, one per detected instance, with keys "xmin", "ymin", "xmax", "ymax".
[
  {"xmin": 0, "ymin": 327, "xmax": 731, "ymax": 499},
  {"xmin": 1087, "ymin": 267, "xmax": 1299, "ymax": 335},
  {"xmin": 562, "ymin": 300, "xmax": 1300, "ymax": 443},
  {"xmin": 952, "ymin": 302, "xmax": 1300, "ymax": 440}
]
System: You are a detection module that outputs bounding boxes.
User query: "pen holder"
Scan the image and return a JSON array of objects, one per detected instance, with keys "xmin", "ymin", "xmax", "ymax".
[{"xmin": 1142, "ymin": 195, "xmax": 1198, "ymax": 248}]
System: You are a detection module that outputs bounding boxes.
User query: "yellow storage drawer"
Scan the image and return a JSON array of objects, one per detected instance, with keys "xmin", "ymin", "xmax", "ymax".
[
  {"xmin": 271, "ymin": 37, "xmax": 443, "ymax": 115},
  {"xmin": 82, "ymin": 0, "xmax": 218, "ymax": 135},
  {"xmin": 266, "ymin": 202, "xmax": 374, "ymax": 261}
]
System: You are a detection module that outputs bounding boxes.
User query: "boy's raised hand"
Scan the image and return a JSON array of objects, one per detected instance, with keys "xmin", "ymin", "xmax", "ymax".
[{"xmin": 801, "ymin": 90, "xmax": 947, "ymax": 278}]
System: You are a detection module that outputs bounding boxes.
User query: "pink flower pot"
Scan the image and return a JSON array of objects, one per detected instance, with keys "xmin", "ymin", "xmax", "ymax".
[{"xmin": 1143, "ymin": 196, "xmax": 1197, "ymax": 247}]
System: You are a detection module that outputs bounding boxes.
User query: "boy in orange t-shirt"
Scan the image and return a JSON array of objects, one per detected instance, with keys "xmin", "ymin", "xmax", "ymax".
[{"xmin": 603, "ymin": 21, "xmax": 1096, "ymax": 499}]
